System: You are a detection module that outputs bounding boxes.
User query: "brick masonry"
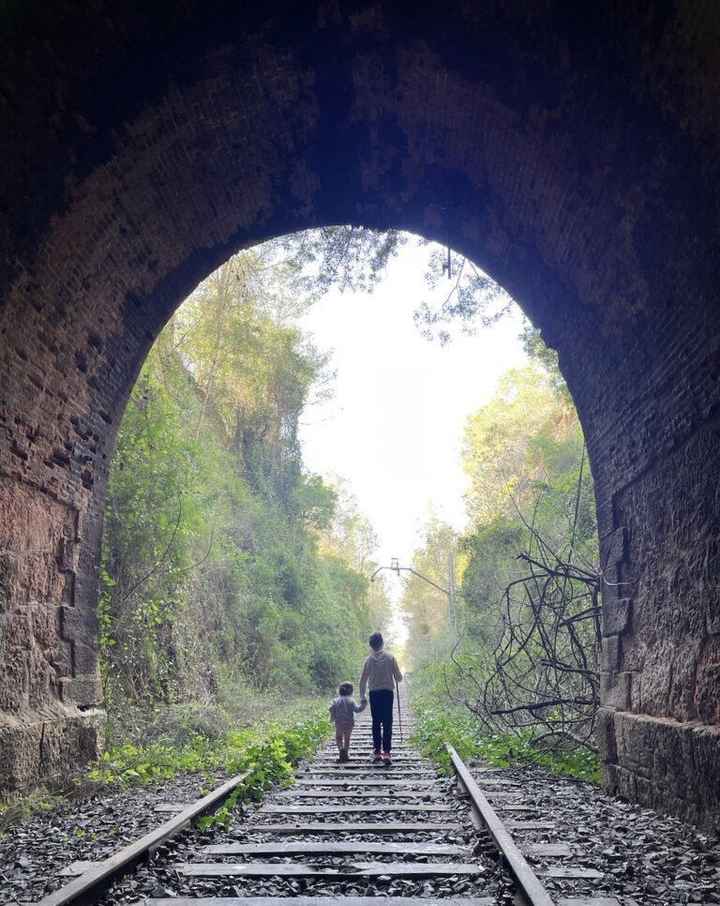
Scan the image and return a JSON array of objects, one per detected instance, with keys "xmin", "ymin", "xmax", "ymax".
[{"xmin": 1, "ymin": 2, "xmax": 720, "ymax": 827}]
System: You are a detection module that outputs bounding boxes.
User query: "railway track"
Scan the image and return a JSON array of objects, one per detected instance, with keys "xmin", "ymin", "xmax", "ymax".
[{"xmin": 41, "ymin": 710, "xmax": 622, "ymax": 906}]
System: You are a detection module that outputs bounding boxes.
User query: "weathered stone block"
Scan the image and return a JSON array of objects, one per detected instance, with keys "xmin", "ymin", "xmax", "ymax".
[
  {"xmin": 601, "ymin": 526, "xmax": 626, "ymax": 566},
  {"xmin": 0, "ymin": 554, "xmax": 16, "ymax": 612},
  {"xmin": 56, "ymin": 604, "xmax": 97, "ymax": 646},
  {"xmin": 72, "ymin": 640, "xmax": 98, "ymax": 675},
  {"xmin": 601, "ymin": 671, "xmax": 632, "ymax": 711},
  {"xmin": 629, "ymin": 671, "xmax": 643, "ymax": 713},
  {"xmin": 694, "ymin": 637, "xmax": 720, "ymax": 724},
  {"xmin": 29, "ymin": 603, "xmax": 56, "ymax": 648},
  {"xmin": 56, "ymin": 536, "xmax": 77, "ymax": 572},
  {"xmin": 595, "ymin": 706, "xmax": 617, "ymax": 764},
  {"xmin": 0, "ymin": 641, "xmax": 27, "ymax": 711},
  {"xmin": 0, "ymin": 480, "xmax": 79, "ymax": 608},
  {"xmin": 600, "ymin": 634, "xmax": 621, "ymax": 673},
  {"xmin": 602, "ymin": 597, "xmax": 631, "ymax": 636},
  {"xmin": 705, "ymin": 588, "xmax": 720, "ymax": 635},
  {"xmin": 58, "ymin": 675, "xmax": 102, "ymax": 708},
  {"xmin": 27, "ymin": 655, "xmax": 53, "ymax": 709},
  {"xmin": 668, "ymin": 638, "xmax": 705, "ymax": 722},
  {"xmin": 603, "ymin": 763, "xmax": 636, "ymax": 801},
  {"xmin": 602, "ymin": 710, "xmax": 720, "ymax": 831},
  {"xmin": 0, "ymin": 713, "xmax": 104, "ymax": 789},
  {"xmin": 635, "ymin": 641, "xmax": 675, "ymax": 715},
  {"xmin": 50, "ymin": 638, "xmax": 73, "ymax": 676},
  {"xmin": 615, "ymin": 710, "xmax": 654, "ymax": 779}
]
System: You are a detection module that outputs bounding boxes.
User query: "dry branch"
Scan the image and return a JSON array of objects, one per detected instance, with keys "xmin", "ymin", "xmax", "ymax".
[{"xmin": 468, "ymin": 506, "xmax": 602, "ymax": 751}]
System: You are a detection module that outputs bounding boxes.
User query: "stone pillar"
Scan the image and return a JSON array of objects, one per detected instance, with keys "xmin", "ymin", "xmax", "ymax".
[
  {"xmin": 0, "ymin": 293, "xmax": 114, "ymax": 787},
  {"xmin": 0, "ymin": 478, "xmax": 104, "ymax": 787},
  {"xmin": 591, "ymin": 373, "xmax": 720, "ymax": 830}
]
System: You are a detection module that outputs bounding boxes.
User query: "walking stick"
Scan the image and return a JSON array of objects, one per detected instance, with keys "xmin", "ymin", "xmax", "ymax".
[{"xmin": 395, "ymin": 676, "xmax": 403, "ymax": 742}]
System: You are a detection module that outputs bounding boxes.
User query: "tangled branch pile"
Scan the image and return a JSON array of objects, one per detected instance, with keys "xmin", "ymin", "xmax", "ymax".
[
  {"xmin": 451, "ymin": 518, "xmax": 602, "ymax": 751},
  {"xmin": 401, "ymin": 336, "xmax": 603, "ymax": 757},
  {"xmin": 483, "ymin": 541, "xmax": 601, "ymax": 748}
]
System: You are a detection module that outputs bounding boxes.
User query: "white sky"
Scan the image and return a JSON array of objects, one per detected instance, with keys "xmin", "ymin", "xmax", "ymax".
[{"xmin": 298, "ymin": 240, "xmax": 528, "ymax": 605}]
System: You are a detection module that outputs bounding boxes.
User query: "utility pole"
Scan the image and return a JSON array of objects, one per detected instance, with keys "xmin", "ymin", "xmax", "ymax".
[
  {"xmin": 372, "ymin": 551, "xmax": 459, "ymax": 639},
  {"xmin": 447, "ymin": 549, "xmax": 456, "ymax": 639}
]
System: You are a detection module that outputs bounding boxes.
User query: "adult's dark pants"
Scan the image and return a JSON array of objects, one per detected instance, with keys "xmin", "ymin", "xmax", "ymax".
[{"xmin": 369, "ymin": 688, "xmax": 394, "ymax": 753}]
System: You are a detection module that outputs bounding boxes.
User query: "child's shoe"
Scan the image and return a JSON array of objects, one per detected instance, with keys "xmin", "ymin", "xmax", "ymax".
[
  {"xmin": 382, "ymin": 751, "xmax": 392, "ymax": 766},
  {"xmin": 340, "ymin": 748, "xmax": 350, "ymax": 763},
  {"xmin": 372, "ymin": 751, "xmax": 383, "ymax": 764}
]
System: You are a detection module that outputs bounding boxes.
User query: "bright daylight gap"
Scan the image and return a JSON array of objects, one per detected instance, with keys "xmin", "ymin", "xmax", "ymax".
[{"xmin": 297, "ymin": 239, "xmax": 528, "ymax": 643}]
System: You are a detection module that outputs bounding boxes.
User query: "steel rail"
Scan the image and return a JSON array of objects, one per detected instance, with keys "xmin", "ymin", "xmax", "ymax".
[
  {"xmin": 37, "ymin": 770, "xmax": 250, "ymax": 906},
  {"xmin": 446, "ymin": 744, "xmax": 555, "ymax": 906},
  {"xmin": 37, "ymin": 735, "xmax": 552, "ymax": 906}
]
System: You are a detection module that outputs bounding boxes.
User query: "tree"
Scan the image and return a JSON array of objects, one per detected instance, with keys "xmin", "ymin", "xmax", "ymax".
[
  {"xmin": 101, "ymin": 237, "xmax": 391, "ymax": 708},
  {"xmin": 406, "ymin": 356, "xmax": 599, "ymax": 751},
  {"xmin": 413, "ymin": 247, "xmax": 513, "ymax": 345},
  {"xmin": 462, "ymin": 365, "xmax": 582, "ymax": 524},
  {"xmin": 401, "ymin": 516, "xmax": 459, "ymax": 659}
]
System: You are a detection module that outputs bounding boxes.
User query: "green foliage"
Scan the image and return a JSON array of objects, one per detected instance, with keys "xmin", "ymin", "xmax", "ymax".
[
  {"xmin": 458, "ymin": 363, "xmax": 597, "ymax": 628},
  {"xmin": 462, "ymin": 363, "xmax": 580, "ymax": 524},
  {"xmin": 204, "ymin": 713, "xmax": 330, "ymax": 828},
  {"xmin": 101, "ymin": 239, "xmax": 391, "ymax": 712},
  {"xmin": 411, "ymin": 702, "xmax": 480, "ymax": 773},
  {"xmin": 87, "ymin": 711, "xmax": 330, "ymax": 795},
  {"xmin": 399, "ymin": 364, "xmax": 597, "ymax": 675},
  {"xmin": 274, "ymin": 226, "xmax": 406, "ymax": 300},
  {"xmin": 0, "ymin": 787, "xmax": 64, "ymax": 835},
  {"xmin": 403, "ymin": 346, "xmax": 599, "ymax": 761},
  {"xmin": 400, "ymin": 515, "xmax": 459, "ymax": 658},
  {"xmin": 412, "ymin": 246, "xmax": 513, "ymax": 346},
  {"xmin": 520, "ymin": 321, "xmax": 569, "ymax": 399},
  {"xmin": 412, "ymin": 699, "xmax": 600, "ymax": 784}
]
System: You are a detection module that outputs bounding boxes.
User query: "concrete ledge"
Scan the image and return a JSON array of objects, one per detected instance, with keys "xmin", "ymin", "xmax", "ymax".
[
  {"xmin": 599, "ymin": 708, "xmax": 720, "ymax": 831},
  {"xmin": 0, "ymin": 709, "xmax": 104, "ymax": 789}
]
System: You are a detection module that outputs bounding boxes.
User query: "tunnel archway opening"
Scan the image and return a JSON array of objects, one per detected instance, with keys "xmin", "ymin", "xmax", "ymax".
[{"xmin": 97, "ymin": 225, "xmax": 599, "ymax": 759}]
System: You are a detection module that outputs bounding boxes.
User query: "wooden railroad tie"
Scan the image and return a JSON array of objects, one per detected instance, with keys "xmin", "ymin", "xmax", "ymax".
[
  {"xmin": 245, "ymin": 823, "xmax": 456, "ymax": 834},
  {"xmin": 260, "ymin": 804, "xmax": 454, "ymax": 814},
  {"xmin": 175, "ymin": 861, "xmax": 485, "ymax": 878},
  {"xmin": 200, "ymin": 842, "xmax": 466, "ymax": 856}
]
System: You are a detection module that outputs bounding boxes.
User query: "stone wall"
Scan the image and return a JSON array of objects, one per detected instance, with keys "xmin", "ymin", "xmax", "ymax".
[
  {"xmin": 1, "ymin": 2, "xmax": 720, "ymax": 825},
  {"xmin": 599, "ymin": 711, "xmax": 720, "ymax": 832},
  {"xmin": 592, "ymin": 361, "xmax": 720, "ymax": 831}
]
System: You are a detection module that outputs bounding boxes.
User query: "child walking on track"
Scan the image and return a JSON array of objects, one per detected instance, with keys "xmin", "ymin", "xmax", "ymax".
[
  {"xmin": 329, "ymin": 681, "xmax": 366, "ymax": 763},
  {"xmin": 359, "ymin": 631, "xmax": 403, "ymax": 765}
]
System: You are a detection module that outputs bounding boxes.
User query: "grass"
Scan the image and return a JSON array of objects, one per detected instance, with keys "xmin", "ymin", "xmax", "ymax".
[
  {"xmin": 411, "ymin": 701, "xmax": 600, "ymax": 784},
  {"xmin": 88, "ymin": 711, "xmax": 329, "ymax": 788},
  {"xmin": 102, "ymin": 678, "xmax": 327, "ymax": 749},
  {"xmin": 88, "ymin": 709, "xmax": 331, "ymax": 828},
  {"xmin": 0, "ymin": 787, "xmax": 64, "ymax": 833},
  {"xmin": 1, "ymin": 687, "xmax": 331, "ymax": 835}
]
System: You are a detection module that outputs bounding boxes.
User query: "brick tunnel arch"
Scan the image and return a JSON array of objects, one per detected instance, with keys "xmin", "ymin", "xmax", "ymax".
[{"xmin": 2, "ymin": 3, "xmax": 720, "ymax": 826}]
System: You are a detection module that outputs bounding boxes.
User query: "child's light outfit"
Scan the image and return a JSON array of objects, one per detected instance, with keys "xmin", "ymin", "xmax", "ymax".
[{"xmin": 329, "ymin": 694, "xmax": 366, "ymax": 762}]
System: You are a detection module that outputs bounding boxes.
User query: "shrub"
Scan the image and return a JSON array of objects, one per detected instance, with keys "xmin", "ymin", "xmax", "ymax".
[
  {"xmin": 412, "ymin": 700, "xmax": 600, "ymax": 784},
  {"xmin": 87, "ymin": 710, "xmax": 331, "ymax": 793}
]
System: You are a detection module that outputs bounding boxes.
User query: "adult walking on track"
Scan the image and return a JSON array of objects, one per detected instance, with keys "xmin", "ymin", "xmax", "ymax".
[{"xmin": 359, "ymin": 631, "xmax": 403, "ymax": 765}]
